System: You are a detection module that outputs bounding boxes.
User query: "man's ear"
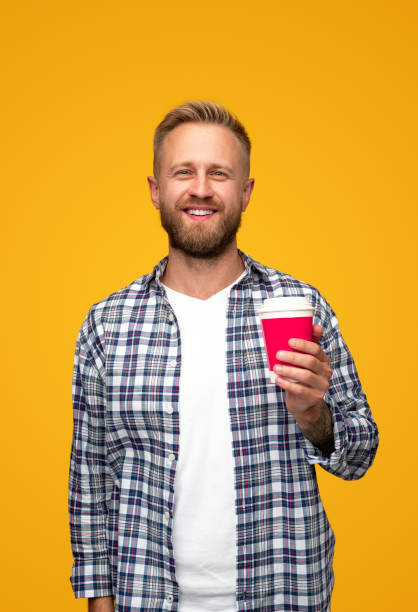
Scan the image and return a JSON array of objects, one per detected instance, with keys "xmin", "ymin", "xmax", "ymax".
[
  {"xmin": 147, "ymin": 176, "xmax": 160, "ymax": 210},
  {"xmin": 241, "ymin": 178, "xmax": 255, "ymax": 212}
]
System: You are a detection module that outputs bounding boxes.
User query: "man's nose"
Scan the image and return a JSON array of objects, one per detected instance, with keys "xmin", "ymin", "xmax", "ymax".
[{"xmin": 188, "ymin": 173, "xmax": 214, "ymax": 199}]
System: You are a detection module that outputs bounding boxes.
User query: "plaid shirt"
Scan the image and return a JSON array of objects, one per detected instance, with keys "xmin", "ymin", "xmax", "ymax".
[{"xmin": 69, "ymin": 251, "xmax": 379, "ymax": 612}]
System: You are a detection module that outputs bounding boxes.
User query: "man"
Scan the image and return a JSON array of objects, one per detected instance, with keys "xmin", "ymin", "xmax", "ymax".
[{"xmin": 69, "ymin": 101, "xmax": 379, "ymax": 612}]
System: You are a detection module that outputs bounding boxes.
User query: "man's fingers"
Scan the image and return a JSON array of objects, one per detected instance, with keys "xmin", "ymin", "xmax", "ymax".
[
  {"xmin": 274, "ymin": 363, "xmax": 318, "ymax": 386},
  {"xmin": 287, "ymin": 337, "xmax": 328, "ymax": 362},
  {"xmin": 274, "ymin": 373, "xmax": 328, "ymax": 406},
  {"xmin": 277, "ymin": 350, "xmax": 322, "ymax": 373},
  {"xmin": 275, "ymin": 359, "xmax": 333, "ymax": 383}
]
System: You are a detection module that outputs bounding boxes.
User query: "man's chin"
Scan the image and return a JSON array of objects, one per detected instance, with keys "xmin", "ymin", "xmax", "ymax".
[{"xmin": 169, "ymin": 239, "xmax": 235, "ymax": 259}]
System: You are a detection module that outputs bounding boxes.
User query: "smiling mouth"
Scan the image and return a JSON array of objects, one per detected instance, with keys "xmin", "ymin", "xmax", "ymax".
[
  {"xmin": 186, "ymin": 209, "xmax": 215, "ymax": 216},
  {"xmin": 183, "ymin": 207, "xmax": 217, "ymax": 220}
]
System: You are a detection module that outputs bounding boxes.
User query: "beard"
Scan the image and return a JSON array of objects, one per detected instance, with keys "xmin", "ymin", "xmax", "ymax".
[{"xmin": 158, "ymin": 198, "xmax": 243, "ymax": 259}]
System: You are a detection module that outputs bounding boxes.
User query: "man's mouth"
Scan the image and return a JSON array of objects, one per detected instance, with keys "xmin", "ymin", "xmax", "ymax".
[{"xmin": 182, "ymin": 206, "xmax": 217, "ymax": 220}]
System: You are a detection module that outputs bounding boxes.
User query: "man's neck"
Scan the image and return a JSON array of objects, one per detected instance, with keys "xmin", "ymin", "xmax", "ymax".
[{"xmin": 160, "ymin": 242, "xmax": 245, "ymax": 300}]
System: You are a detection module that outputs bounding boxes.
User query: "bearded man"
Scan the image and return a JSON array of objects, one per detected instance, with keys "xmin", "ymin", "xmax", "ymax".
[{"xmin": 69, "ymin": 101, "xmax": 379, "ymax": 612}]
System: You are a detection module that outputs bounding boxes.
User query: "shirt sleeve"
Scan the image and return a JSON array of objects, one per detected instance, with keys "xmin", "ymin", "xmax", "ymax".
[
  {"xmin": 299, "ymin": 291, "xmax": 379, "ymax": 480},
  {"xmin": 68, "ymin": 308, "xmax": 114, "ymax": 598}
]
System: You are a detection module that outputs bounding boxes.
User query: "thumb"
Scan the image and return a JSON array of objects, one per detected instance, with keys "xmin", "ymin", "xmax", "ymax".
[{"xmin": 312, "ymin": 324, "xmax": 323, "ymax": 344}]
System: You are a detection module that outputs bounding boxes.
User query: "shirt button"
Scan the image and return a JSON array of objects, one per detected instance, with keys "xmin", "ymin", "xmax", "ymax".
[
  {"xmin": 168, "ymin": 453, "xmax": 176, "ymax": 463},
  {"xmin": 168, "ymin": 360, "xmax": 177, "ymax": 368},
  {"xmin": 164, "ymin": 405, "xmax": 173, "ymax": 414},
  {"xmin": 166, "ymin": 594, "xmax": 173, "ymax": 603},
  {"xmin": 164, "ymin": 510, "xmax": 170, "ymax": 520},
  {"xmin": 168, "ymin": 312, "xmax": 174, "ymax": 322}
]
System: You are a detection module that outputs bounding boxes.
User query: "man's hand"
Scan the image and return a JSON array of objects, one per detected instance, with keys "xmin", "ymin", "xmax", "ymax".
[
  {"xmin": 88, "ymin": 596, "xmax": 114, "ymax": 612},
  {"xmin": 273, "ymin": 324, "xmax": 335, "ymax": 455}
]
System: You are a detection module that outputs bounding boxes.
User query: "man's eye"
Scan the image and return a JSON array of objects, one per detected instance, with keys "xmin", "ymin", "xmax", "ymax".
[
  {"xmin": 213, "ymin": 171, "xmax": 226, "ymax": 177},
  {"xmin": 176, "ymin": 170, "xmax": 190, "ymax": 175}
]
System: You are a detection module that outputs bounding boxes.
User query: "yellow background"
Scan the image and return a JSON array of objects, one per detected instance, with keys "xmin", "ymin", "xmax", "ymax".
[{"xmin": 2, "ymin": 1, "xmax": 417, "ymax": 610}]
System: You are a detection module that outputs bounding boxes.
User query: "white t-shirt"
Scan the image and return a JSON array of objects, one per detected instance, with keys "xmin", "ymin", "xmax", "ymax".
[{"xmin": 162, "ymin": 272, "xmax": 246, "ymax": 612}]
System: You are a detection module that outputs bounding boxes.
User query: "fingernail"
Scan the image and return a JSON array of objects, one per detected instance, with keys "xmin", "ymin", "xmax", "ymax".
[
  {"xmin": 277, "ymin": 350, "xmax": 286, "ymax": 359},
  {"xmin": 274, "ymin": 365, "xmax": 283, "ymax": 373},
  {"xmin": 289, "ymin": 339, "xmax": 298, "ymax": 348}
]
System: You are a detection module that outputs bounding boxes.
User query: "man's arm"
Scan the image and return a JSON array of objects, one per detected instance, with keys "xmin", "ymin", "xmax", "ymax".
[
  {"xmin": 69, "ymin": 310, "xmax": 114, "ymax": 599},
  {"xmin": 274, "ymin": 317, "xmax": 379, "ymax": 479},
  {"xmin": 273, "ymin": 325, "xmax": 336, "ymax": 456}
]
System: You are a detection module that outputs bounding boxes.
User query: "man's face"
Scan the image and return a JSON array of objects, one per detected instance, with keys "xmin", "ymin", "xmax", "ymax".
[{"xmin": 148, "ymin": 123, "xmax": 254, "ymax": 259}]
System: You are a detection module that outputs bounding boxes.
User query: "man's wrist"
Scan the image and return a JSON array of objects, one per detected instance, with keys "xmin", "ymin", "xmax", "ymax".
[
  {"xmin": 296, "ymin": 400, "xmax": 335, "ymax": 457},
  {"xmin": 88, "ymin": 596, "xmax": 114, "ymax": 612}
]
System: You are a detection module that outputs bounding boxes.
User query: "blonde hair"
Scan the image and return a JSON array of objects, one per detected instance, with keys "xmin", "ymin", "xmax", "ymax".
[{"xmin": 153, "ymin": 100, "xmax": 251, "ymax": 178}]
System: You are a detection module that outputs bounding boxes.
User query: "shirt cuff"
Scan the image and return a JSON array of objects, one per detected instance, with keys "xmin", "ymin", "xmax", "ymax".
[
  {"xmin": 299, "ymin": 402, "xmax": 348, "ymax": 468},
  {"xmin": 70, "ymin": 556, "xmax": 113, "ymax": 599}
]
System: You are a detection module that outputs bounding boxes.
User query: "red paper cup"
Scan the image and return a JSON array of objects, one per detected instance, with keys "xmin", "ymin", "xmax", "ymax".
[{"xmin": 259, "ymin": 297, "xmax": 314, "ymax": 383}]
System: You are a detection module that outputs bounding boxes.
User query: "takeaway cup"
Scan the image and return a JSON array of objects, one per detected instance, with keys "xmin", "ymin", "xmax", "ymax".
[{"xmin": 258, "ymin": 297, "xmax": 314, "ymax": 382}]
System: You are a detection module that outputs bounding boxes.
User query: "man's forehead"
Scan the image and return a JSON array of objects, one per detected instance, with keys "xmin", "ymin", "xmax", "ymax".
[{"xmin": 161, "ymin": 123, "xmax": 244, "ymax": 166}]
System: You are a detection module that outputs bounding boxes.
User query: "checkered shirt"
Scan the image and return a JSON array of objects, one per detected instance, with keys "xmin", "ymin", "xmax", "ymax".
[{"xmin": 68, "ymin": 251, "xmax": 379, "ymax": 611}]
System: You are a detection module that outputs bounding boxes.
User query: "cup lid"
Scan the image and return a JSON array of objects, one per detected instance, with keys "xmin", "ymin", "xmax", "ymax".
[{"xmin": 259, "ymin": 296, "xmax": 313, "ymax": 313}]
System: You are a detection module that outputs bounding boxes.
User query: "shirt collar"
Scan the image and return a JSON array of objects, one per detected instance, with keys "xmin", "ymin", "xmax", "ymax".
[{"xmin": 238, "ymin": 249, "xmax": 269, "ymax": 280}]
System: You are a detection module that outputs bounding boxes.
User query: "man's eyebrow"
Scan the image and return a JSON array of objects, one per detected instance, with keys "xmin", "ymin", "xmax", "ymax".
[
  {"xmin": 168, "ymin": 162, "xmax": 194, "ymax": 172},
  {"xmin": 168, "ymin": 162, "xmax": 235, "ymax": 174},
  {"xmin": 208, "ymin": 163, "xmax": 234, "ymax": 174}
]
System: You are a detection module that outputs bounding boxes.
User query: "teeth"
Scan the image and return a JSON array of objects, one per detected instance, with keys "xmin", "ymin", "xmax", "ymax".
[{"xmin": 186, "ymin": 209, "xmax": 214, "ymax": 216}]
